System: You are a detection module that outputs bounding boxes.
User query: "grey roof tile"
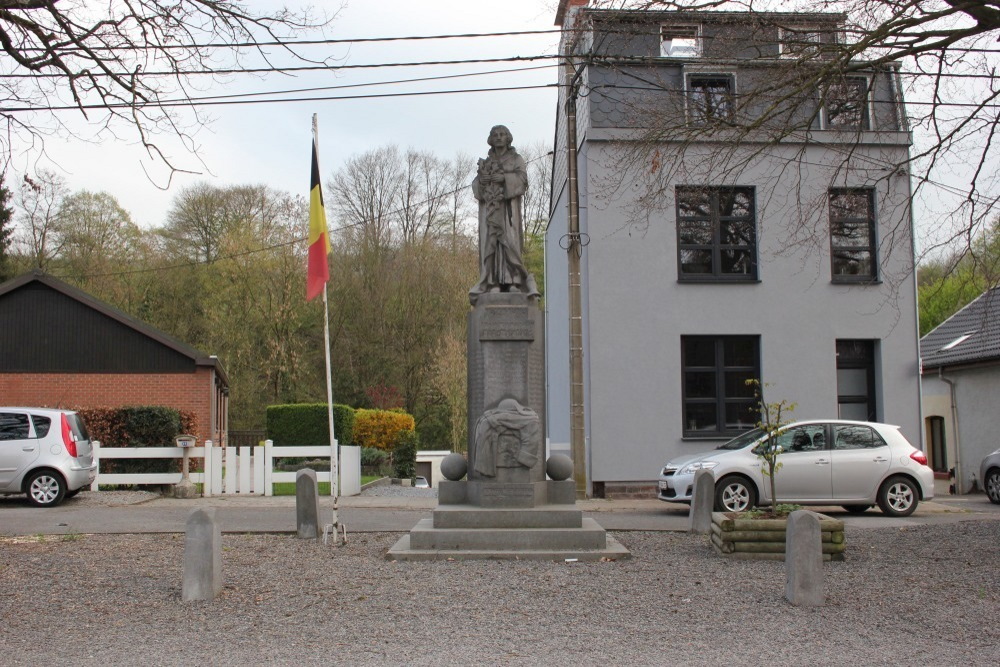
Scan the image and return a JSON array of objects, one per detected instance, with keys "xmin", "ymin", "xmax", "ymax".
[{"xmin": 920, "ymin": 286, "xmax": 1000, "ymax": 369}]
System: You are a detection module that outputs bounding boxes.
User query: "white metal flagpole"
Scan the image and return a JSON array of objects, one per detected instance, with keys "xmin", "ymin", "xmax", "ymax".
[{"xmin": 313, "ymin": 114, "xmax": 339, "ymax": 506}]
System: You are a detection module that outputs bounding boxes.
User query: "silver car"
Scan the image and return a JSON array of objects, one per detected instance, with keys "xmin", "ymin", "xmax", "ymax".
[
  {"xmin": 980, "ymin": 448, "xmax": 1000, "ymax": 504},
  {"xmin": 0, "ymin": 407, "xmax": 97, "ymax": 507},
  {"xmin": 657, "ymin": 420, "xmax": 934, "ymax": 517}
]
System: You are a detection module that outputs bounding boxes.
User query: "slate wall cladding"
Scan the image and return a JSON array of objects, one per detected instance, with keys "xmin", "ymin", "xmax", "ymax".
[{"xmin": 0, "ymin": 369, "xmax": 214, "ymax": 444}]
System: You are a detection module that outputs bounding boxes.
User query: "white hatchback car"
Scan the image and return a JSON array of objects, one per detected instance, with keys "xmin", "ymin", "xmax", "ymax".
[
  {"xmin": 657, "ymin": 420, "xmax": 934, "ymax": 517},
  {"xmin": 0, "ymin": 407, "xmax": 97, "ymax": 507}
]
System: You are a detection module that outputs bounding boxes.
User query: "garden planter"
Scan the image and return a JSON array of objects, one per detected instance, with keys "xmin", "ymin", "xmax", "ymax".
[{"xmin": 710, "ymin": 512, "xmax": 846, "ymax": 561}]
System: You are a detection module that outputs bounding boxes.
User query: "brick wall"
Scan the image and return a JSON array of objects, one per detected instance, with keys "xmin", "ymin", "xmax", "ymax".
[
  {"xmin": 0, "ymin": 370, "xmax": 215, "ymax": 444},
  {"xmin": 594, "ymin": 481, "xmax": 658, "ymax": 499}
]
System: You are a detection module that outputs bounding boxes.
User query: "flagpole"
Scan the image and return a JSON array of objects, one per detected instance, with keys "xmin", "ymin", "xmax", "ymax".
[{"xmin": 313, "ymin": 114, "xmax": 339, "ymax": 506}]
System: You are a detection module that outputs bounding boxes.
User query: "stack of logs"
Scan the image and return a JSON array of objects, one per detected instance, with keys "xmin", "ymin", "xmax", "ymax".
[{"xmin": 710, "ymin": 512, "xmax": 846, "ymax": 561}]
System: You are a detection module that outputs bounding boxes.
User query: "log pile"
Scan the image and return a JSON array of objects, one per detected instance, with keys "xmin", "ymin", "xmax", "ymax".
[{"xmin": 710, "ymin": 512, "xmax": 846, "ymax": 561}]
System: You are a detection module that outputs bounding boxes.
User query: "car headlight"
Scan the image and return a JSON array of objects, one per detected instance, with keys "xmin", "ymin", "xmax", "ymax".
[{"xmin": 679, "ymin": 461, "xmax": 718, "ymax": 475}]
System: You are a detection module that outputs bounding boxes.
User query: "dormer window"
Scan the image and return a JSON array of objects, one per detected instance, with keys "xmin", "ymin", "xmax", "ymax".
[
  {"xmin": 661, "ymin": 25, "xmax": 701, "ymax": 58},
  {"xmin": 779, "ymin": 26, "xmax": 826, "ymax": 58}
]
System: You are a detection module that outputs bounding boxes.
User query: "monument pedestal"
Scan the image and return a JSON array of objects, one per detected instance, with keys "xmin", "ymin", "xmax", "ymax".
[{"xmin": 387, "ymin": 481, "xmax": 630, "ymax": 561}]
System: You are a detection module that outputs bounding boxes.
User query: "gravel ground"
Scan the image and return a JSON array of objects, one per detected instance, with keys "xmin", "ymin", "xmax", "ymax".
[{"xmin": 1, "ymin": 520, "xmax": 997, "ymax": 665}]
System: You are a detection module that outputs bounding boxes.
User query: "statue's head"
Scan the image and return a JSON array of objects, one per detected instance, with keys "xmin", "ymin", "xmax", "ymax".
[
  {"xmin": 497, "ymin": 398, "xmax": 520, "ymax": 412},
  {"xmin": 487, "ymin": 125, "xmax": 513, "ymax": 149}
]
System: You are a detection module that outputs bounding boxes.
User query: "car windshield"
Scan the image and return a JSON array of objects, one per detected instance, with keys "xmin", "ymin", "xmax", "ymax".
[{"xmin": 716, "ymin": 428, "xmax": 764, "ymax": 451}]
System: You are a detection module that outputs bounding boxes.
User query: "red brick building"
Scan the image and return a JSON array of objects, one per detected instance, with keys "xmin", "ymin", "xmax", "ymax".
[{"xmin": 0, "ymin": 271, "xmax": 228, "ymax": 445}]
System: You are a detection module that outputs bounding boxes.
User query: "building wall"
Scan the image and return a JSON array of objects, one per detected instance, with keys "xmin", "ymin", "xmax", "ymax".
[
  {"xmin": 580, "ymin": 139, "xmax": 920, "ymax": 485},
  {"xmin": 0, "ymin": 369, "xmax": 219, "ymax": 445},
  {"xmin": 922, "ymin": 366, "xmax": 1000, "ymax": 493}
]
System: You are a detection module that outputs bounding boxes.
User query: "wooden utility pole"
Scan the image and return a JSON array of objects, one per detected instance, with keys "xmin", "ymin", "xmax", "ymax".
[{"xmin": 564, "ymin": 59, "xmax": 587, "ymax": 498}]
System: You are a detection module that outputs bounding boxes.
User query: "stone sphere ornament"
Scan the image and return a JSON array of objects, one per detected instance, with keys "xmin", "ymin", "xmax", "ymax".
[
  {"xmin": 440, "ymin": 453, "xmax": 469, "ymax": 481},
  {"xmin": 545, "ymin": 454, "xmax": 574, "ymax": 481}
]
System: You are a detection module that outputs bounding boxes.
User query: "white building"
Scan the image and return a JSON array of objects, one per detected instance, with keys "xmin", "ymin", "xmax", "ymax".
[{"xmin": 546, "ymin": 2, "xmax": 922, "ymax": 496}]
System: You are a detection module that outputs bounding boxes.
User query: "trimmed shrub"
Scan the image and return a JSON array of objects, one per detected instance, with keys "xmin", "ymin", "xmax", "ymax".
[
  {"xmin": 353, "ymin": 409, "xmax": 416, "ymax": 451},
  {"xmin": 360, "ymin": 446, "xmax": 390, "ymax": 477},
  {"xmin": 393, "ymin": 429, "xmax": 418, "ymax": 479},
  {"xmin": 77, "ymin": 406, "xmax": 195, "ymax": 477},
  {"xmin": 265, "ymin": 403, "xmax": 355, "ymax": 447}
]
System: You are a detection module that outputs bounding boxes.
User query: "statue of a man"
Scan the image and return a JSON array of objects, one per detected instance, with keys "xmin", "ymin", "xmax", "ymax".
[
  {"xmin": 469, "ymin": 125, "xmax": 540, "ymax": 304},
  {"xmin": 473, "ymin": 398, "xmax": 540, "ymax": 478}
]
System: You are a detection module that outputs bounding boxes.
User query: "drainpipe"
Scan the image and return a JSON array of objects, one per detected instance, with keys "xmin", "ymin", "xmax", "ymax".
[{"xmin": 938, "ymin": 368, "xmax": 964, "ymax": 494}]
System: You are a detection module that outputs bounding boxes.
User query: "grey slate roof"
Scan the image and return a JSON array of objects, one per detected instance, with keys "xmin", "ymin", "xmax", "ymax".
[{"xmin": 920, "ymin": 286, "xmax": 1000, "ymax": 370}]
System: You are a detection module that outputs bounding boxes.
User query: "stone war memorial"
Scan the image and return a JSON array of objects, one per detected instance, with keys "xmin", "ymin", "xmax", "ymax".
[{"xmin": 388, "ymin": 125, "xmax": 629, "ymax": 560}]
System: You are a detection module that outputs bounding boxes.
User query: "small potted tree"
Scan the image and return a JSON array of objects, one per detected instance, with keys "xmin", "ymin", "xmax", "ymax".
[{"xmin": 710, "ymin": 381, "xmax": 846, "ymax": 560}]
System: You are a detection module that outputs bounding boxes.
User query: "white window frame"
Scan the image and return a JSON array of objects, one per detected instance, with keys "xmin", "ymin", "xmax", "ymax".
[
  {"xmin": 661, "ymin": 24, "xmax": 702, "ymax": 58},
  {"xmin": 822, "ymin": 75, "xmax": 873, "ymax": 131},
  {"xmin": 778, "ymin": 26, "xmax": 826, "ymax": 59}
]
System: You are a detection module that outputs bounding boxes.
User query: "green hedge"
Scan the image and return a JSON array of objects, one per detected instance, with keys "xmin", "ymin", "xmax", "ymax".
[
  {"xmin": 265, "ymin": 403, "xmax": 355, "ymax": 447},
  {"xmin": 393, "ymin": 430, "xmax": 418, "ymax": 479},
  {"xmin": 77, "ymin": 406, "xmax": 193, "ymax": 476}
]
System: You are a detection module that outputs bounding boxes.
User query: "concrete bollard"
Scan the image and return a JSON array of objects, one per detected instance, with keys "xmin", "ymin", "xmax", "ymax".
[
  {"xmin": 688, "ymin": 469, "xmax": 715, "ymax": 534},
  {"xmin": 182, "ymin": 508, "xmax": 222, "ymax": 602},
  {"xmin": 296, "ymin": 468, "xmax": 320, "ymax": 539},
  {"xmin": 784, "ymin": 510, "xmax": 824, "ymax": 607}
]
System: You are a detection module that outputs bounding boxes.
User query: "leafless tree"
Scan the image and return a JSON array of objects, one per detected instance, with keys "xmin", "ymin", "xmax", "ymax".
[
  {"xmin": 0, "ymin": 1, "xmax": 334, "ymax": 183},
  {"xmin": 16, "ymin": 168, "xmax": 67, "ymax": 268},
  {"xmin": 578, "ymin": 1, "xmax": 1000, "ymax": 260}
]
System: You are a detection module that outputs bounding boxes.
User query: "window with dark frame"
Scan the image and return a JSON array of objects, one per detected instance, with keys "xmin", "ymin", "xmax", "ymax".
[
  {"xmin": 836, "ymin": 339, "xmax": 876, "ymax": 422},
  {"xmin": 688, "ymin": 75, "xmax": 735, "ymax": 124},
  {"xmin": 829, "ymin": 188, "xmax": 877, "ymax": 281},
  {"xmin": 824, "ymin": 76, "xmax": 870, "ymax": 130},
  {"xmin": 681, "ymin": 336, "xmax": 760, "ymax": 437},
  {"xmin": 676, "ymin": 186, "xmax": 757, "ymax": 280}
]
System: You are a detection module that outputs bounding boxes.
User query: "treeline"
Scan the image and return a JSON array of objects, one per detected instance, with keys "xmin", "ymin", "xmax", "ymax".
[
  {"xmin": 918, "ymin": 217, "xmax": 1000, "ymax": 335},
  {"xmin": 0, "ymin": 142, "xmax": 552, "ymax": 451}
]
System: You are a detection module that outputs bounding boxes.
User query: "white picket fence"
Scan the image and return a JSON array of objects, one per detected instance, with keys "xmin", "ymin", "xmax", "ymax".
[{"xmin": 90, "ymin": 439, "xmax": 361, "ymax": 497}]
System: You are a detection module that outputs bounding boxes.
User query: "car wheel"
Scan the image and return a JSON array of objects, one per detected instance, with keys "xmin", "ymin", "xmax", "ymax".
[
  {"xmin": 841, "ymin": 504, "xmax": 873, "ymax": 514},
  {"xmin": 985, "ymin": 469, "xmax": 1000, "ymax": 505},
  {"xmin": 25, "ymin": 470, "xmax": 66, "ymax": 507},
  {"xmin": 714, "ymin": 475, "xmax": 757, "ymax": 513},
  {"xmin": 877, "ymin": 476, "xmax": 919, "ymax": 517}
]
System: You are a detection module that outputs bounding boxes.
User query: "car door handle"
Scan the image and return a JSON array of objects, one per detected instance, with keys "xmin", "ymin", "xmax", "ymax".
[
  {"xmin": 873, "ymin": 457, "xmax": 888, "ymax": 463},
  {"xmin": 815, "ymin": 459, "xmax": 830, "ymax": 465},
  {"xmin": 22, "ymin": 446, "xmax": 34, "ymax": 452}
]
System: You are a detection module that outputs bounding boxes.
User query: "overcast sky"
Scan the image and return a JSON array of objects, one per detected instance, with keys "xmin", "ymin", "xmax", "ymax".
[{"xmin": 14, "ymin": 0, "xmax": 562, "ymax": 229}]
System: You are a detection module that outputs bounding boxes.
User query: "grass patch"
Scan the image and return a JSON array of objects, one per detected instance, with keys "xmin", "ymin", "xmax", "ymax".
[{"xmin": 271, "ymin": 475, "xmax": 382, "ymax": 496}]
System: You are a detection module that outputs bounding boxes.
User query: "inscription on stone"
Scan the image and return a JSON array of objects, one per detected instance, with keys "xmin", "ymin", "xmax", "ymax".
[
  {"xmin": 481, "ymin": 485, "xmax": 534, "ymax": 500},
  {"xmin": 480, "ymin": 306, "xmax": 534, "ymax": 341}
]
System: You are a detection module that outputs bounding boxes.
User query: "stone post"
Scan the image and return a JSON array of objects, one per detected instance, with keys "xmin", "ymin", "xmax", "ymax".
[
  {"xmin": 296, "ymin": 468, "xmax": 320, "ymax": 539},
  {"xmin": 182, "ymin": 508, "xmax": 222, "ymax": 601},
  {"xmin": 688, "ymin": 469, "xmax": 715, "ymax": 534},
  {"xmin": 784, "ymin": 510, "xmax": 824, "ymax": 607}
]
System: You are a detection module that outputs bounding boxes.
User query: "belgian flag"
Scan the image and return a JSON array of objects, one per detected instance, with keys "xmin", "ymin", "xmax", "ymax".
[{"xmin": 306, "ymin": 133, "xmax": 330, "ymax": 301}]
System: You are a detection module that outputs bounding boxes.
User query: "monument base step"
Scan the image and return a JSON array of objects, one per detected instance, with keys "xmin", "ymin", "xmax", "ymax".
[
  {"xmin": 404, "ymin": 517, "xmax": 611, "ymax": 551},
  {"xmin": 386, "ymin": 533, "xmax": 631, "ymax": 562},
  {"xmin": 433, "ymin": 504, "xmax": 583, "ymax": 529}
]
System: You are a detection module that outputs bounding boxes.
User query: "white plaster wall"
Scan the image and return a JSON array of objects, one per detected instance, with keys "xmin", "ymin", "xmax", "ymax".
[
  {"xmin": 579, "ymin": 138, "xmax": 922, "ymax": 483},
  {"xmin": 929, "ymin": 366, "xmax": 1000, "ymax": 492}
]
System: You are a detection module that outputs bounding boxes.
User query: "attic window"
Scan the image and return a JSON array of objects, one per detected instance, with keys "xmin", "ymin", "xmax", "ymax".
[
  {"xmin": 661, "ymin": 25, "xmax": 701, "ymax": 58},
  {"xmin": 779, "ymin": 27, "xmax": 826, "ymax": 58},
  {"xmin": 940, "ymin": 332, "xmax": 975, "ymax": 352}
]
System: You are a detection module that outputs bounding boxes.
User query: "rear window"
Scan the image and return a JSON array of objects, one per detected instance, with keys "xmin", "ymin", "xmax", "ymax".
[
  {"xmin": 66, "ymin": 413, "xmax": 90, "ymax": 441},
  {"xmin": 31, "ymin": 415, "xmax": 52, "ymax": 438}
]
